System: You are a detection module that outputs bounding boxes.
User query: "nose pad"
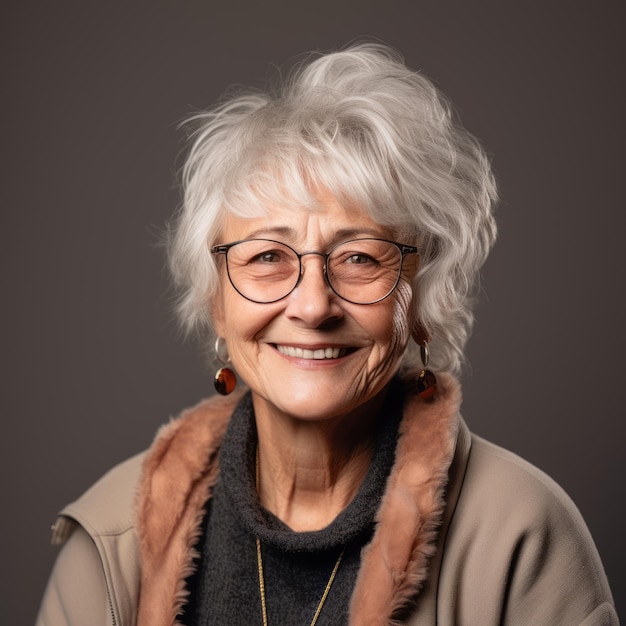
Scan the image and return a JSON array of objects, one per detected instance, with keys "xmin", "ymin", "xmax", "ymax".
[
  {"xmin": 296, "ymin": 251, "xmax": 330, "ymax": 288},
  {"xmin": 291, "ymin": 251, "xmax": 336, "ymax": 303}
]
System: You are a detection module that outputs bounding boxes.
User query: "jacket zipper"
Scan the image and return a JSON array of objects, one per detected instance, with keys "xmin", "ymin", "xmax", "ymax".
[{"xmin": 107, "ymin": 585, "xmax": 117, "ymax": 626}]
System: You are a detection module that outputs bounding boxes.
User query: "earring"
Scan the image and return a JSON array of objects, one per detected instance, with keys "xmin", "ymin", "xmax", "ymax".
[
  {"xmin": 214, "ymin": 337, "xmax": 237, "ymax": 395},
  {"xmin": 416, "ymin": 341, "xmax": 437, "ymax": 400}
]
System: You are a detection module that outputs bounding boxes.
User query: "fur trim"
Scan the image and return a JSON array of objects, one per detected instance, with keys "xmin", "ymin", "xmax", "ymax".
[
  {"xmin": 349, "ymin": 372, "xmax": 460, "ymax": 624},
  {"xmin": 135, "ymin": 390, "xmax": 244, "ymax": 626}
]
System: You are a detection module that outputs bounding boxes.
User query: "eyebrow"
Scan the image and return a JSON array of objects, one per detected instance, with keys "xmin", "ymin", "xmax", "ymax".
[{"xmin": 243, "ymin": 226, "xmax": 295, "ymax": 239}]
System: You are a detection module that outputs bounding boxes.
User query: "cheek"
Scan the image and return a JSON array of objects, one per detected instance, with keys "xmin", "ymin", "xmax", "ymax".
[{"xmin": 220, "ymin": 292, "xmax": 281, "ymax": 351}]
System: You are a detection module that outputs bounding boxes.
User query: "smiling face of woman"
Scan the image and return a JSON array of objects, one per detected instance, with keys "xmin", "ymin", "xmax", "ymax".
[{"xmin": 211, "ymin": 193, "xmax": 418, "ymax": 425}]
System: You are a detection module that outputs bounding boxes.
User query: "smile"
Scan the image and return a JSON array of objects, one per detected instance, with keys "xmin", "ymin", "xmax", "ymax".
[{"xmin": 275, "ymin": 345, "xmax": 349, "ymax": 360}]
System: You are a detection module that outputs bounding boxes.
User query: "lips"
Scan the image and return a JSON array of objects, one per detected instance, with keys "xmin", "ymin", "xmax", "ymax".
[{"xmin": 274, "ymin": 345, "xmax": 349, "ymax": 360}]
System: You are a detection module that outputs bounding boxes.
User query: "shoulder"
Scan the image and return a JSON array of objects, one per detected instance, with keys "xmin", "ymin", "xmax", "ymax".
[
  {"xmin": 54, "ymin": 391, "xmax": 245, "ymax": 541},
  {"xmin": 439, "ymin": 432, "xmax": 618, "ymax": 624},
  {"xmin": 462, "ymin": 434, "xmax": 583, "ymax": 524},
  {"xmin": 455, "ymin": 433, "xmax": 605, "ymax": 559},
  {"xmin": 41, "ymin": 393, "xmax": 245, "ymax": 626},
  {"xmin": 41, "ymin": 454, "xmax": 146, "ymax": 626},
  {"xmin": 53, "ymin": 452, "xmax": 145, "ymax": 543}
]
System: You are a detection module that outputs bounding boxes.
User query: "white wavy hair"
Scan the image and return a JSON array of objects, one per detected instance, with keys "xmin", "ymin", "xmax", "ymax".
[{"xmin": 169, "ymin": 43, "xmax": 497, "ymax": 374}]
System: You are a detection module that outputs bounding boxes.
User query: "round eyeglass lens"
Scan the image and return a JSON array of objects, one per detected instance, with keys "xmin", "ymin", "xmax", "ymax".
[
  {"xmin": 225, "ymin": 240, "xmax": 301, "ymax": 303},
  {"xmin": 327, "ymin": 239, "xmax": 403, "ymax": 303}
]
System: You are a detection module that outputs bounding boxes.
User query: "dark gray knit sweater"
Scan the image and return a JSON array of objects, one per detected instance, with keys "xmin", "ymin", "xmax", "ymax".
[{"xmin": 182, "ymin": 382, "xmax": 404, "ymax": 625}]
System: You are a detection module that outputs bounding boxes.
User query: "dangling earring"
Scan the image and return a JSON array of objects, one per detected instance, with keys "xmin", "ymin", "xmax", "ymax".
[
  {"xmin": 214, "ymin": 337, "xmax": 237, "ymax": 395},
  {"xmin": 416, "ymin": 341, "xmax": 437, "ymax": 400}
]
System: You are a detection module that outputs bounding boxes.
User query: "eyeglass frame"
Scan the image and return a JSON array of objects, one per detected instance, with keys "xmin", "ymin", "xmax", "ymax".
[{"xmin": 210, "ymin": 237, "xmax": 419, "ymax": 305}]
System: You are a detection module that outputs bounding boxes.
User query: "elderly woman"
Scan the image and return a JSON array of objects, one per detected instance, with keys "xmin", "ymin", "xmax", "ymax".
[{"xmin": 37, "ymin": 44, "xmax": 617, "ymax": 625}]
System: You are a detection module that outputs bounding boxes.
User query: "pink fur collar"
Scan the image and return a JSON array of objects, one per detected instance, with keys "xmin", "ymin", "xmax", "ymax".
[
  {"xmin": 135, "ymin": 390, "xmax": 244, "ymax": 626},
  {"xmin": 135, "ymin": 374, "xmax": 460, "ymax": 625},
  {"xmin": 349, "ymin": 372, "xmax": 460, "ymax": 623}
]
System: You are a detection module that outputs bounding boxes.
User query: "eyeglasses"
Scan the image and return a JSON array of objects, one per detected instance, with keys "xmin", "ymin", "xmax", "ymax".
[{"xmin": 211, "ymin": 238, "xmax": 418, "ymax": 305}]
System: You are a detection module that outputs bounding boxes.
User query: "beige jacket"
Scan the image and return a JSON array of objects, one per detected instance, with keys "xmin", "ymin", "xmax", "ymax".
[{"xmin": 37, "ymin": 374, "xmax": 618, "ymax": 625}]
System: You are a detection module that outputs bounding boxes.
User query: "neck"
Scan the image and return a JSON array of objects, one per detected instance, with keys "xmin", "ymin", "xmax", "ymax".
[{"xmin": 253, "ymin": 393, "xmax": 385, "ymax": 532}]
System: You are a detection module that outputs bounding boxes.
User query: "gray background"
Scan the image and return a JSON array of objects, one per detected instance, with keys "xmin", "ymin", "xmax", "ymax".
[{"xmin": 2, "ymin": 1, "xmax": 624, "ymax": 623}]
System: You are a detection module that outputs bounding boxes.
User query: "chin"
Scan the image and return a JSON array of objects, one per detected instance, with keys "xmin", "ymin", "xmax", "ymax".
[
  {"xmin": 276, "ymin": 394, "xmax": 352, "ymax": 422},
  {"xmin": 271, "ymin": 379, "xmax": 382, "ymax": 423}
]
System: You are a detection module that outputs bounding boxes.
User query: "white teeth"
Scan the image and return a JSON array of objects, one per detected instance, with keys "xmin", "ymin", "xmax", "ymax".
[{"xmin": 276, "ymin": 345, "xmax": 346, "ymax": 359}]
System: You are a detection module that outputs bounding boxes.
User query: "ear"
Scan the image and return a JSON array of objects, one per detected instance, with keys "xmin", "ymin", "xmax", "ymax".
[{"xmin": 210, "ymin": 289, "xmax": 226, "ymax": 337}]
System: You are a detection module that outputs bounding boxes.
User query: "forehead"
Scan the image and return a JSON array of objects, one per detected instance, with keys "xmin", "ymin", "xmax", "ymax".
[{"xmin": 220, "ymin": 192, "xmax": 395, "ymax": 245}]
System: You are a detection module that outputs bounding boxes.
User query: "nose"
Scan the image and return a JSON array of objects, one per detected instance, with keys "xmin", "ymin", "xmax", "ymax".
[{"xmin": 284, "ymin": 253, "xmax": 342, "ymax": 327}]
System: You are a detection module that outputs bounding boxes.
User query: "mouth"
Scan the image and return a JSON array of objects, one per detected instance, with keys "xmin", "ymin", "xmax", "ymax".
[{"xmin": 274, "ymin": 345, "xmax": 351, "ymax": 360}]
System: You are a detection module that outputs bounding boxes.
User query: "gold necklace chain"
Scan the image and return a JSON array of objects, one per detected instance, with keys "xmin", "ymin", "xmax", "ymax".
[
  {"xmin": 256, "ymin": 538, "xmax": 345, "ymax": 626},
  {"xmin": 255, "ymin": 448, "xmax": 346, "ymax": 626}
]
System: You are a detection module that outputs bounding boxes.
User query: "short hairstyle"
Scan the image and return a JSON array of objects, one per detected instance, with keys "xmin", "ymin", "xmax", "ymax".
[{"xmin": 169, "ymin": 43, "xmax": 497, "ymax": 374}]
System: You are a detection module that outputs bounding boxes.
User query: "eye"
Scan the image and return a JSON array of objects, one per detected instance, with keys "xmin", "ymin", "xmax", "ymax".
[
  {"xmin": 248, "ymin": 250, "xmax": 290, "ymax": 263},
  {"xmin": 253, "ymin": 251, "xmax": 282, "ymax": 263},
  {"xmin": 345, "ymin": 253, "xmax": 376, "ymax": 265}
]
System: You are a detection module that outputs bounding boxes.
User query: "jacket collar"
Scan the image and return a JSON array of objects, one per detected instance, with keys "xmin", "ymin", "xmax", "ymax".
[{"xmin": 135, "ymin": 372, "xmax": 462, "ymax": 625}]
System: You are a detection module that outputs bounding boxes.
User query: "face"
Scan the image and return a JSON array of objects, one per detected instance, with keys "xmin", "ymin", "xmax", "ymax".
[{"xmin": 211, "ymin": 192, "xmax": 418, "ymax": 425}]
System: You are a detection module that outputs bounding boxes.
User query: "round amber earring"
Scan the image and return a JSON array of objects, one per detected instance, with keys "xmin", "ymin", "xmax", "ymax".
[{"xmin": 214, "ymin": 366, "xmax": 237, "ymax": 395}]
